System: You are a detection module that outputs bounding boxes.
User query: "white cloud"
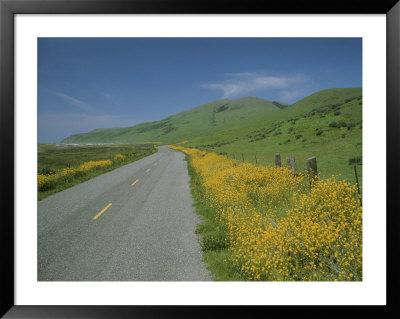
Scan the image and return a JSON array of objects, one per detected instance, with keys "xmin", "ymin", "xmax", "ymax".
[
  {"xmin": 199, "ymin": 72, "xmax": 312, "ymax": 100},
  {"xmin": 52, "ymin": 91, "xmax": 97, "ymax": 113}
]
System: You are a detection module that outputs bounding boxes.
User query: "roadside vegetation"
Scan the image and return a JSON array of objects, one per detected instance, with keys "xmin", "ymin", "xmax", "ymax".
[
  {"xmin": 171, "ymin": 145, "xmax": 362, "ymax": 281},
  {"xmin": 38, "ymin": 143, "xmax": 157, "ymax": 200}
]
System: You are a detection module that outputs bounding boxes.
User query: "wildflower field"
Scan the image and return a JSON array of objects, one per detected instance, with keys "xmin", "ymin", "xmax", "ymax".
[
  {"xmin": 170, "ymin": 145, "xmax": 362, "ymax": 281},
  {"xmin": 38, "ymin": 143, "xmax": 157, "ymax": 200}
]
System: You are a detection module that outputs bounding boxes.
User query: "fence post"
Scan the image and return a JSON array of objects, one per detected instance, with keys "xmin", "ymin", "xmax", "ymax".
[
  {"xmin": 275, "ymin": 153, "xmax": 281, "ymax": 167},
  {"xmin": 354, "ymin": 165, "xmax": 362, "ymax": 206},
  {"xmin": 255, "ymin": 154, "xmax": 258, "ymax": 165},
  {"xmin": 286, "ymin": 156, "xmax": 298, "ymax": 173},
  {"xmin": 306, "ymin": 156, "xmax": 318, "ymax": 185}
]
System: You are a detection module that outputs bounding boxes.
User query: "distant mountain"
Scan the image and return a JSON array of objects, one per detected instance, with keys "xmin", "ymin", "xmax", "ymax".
[{"xmin": 61, "ymin": 96, "xmax": 281, "ymax": 144}]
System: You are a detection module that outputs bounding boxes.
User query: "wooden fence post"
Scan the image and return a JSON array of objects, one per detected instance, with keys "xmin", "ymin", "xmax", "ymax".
[
  {"xmin": 354, "ymin": 165, "xmax": 362, "ymax": 206},
  {"xmin": 286, "ymin": 156, "xmax": 298, "ymax": 173},
  {"xmin": 254, "ymin": 154, "xmax": 258, "ymax": 165},
  {"xmin": 275, "ymin": 153, "xmax": 281, "ymax": 167},
  {"xmin": 306, "ymin": 156, "xmax": 318, "ymax": 185}
]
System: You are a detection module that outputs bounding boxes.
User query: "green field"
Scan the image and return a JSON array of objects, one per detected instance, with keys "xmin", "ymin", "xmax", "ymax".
[{"xmin": 38, "ymin": 143, "xmax": 157, "ymax": 200}]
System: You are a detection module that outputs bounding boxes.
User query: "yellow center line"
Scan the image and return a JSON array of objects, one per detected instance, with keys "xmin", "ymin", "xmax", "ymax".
[
  {"xmin": 145, "ymin": 168, "xmax": 151, "ymax": 173},
  {"xmin": 93, "ymin": 203, "xmax": 112, "ymax": 220},
  {"xmin": 131, "ymin": 179, "xmax": 139, "ymax": 186}
]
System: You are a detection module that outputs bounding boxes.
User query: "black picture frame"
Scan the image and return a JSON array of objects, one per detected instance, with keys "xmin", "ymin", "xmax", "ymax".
[{"xmin": 1, "ymin": 0, "xmax": 399, "ymax": 318}]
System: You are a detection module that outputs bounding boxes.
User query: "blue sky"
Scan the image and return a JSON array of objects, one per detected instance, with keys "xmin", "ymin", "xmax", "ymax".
[{"xmin": 38, "ymin": 38, "xmax": 362, "ymax": 143}]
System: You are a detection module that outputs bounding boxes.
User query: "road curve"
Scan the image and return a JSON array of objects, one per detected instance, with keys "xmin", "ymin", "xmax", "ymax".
[{"xmin": 38, "ymin": 145, "xmax": 211, "ymax": 281}]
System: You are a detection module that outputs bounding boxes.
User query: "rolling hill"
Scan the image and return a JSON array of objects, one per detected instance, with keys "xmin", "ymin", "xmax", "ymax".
[
  {"xmin": 61, "ymin": 87, "xmax": 362, "ymax": 183},
  {"xmin": 61, "ymin": 96, "xmax": 281, "ymax": 144},
  {"xmin": 183, "ymin": 87, "xmax": 362, "ymax": 183}
]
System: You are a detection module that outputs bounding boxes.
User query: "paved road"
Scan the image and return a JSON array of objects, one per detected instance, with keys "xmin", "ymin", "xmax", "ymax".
[{"xmin": 38, "ymin": 146, "xmax": 211, "ymax": 281}]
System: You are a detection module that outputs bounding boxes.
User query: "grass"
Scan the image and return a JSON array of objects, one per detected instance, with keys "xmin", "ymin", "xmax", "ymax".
[
  {"xmin": 185, "ymin": 154, "xmax": 244, "ymax": 281},
  {"xmin": 38, "ymin": 143, "xmax": 157, "ymax": 200}
]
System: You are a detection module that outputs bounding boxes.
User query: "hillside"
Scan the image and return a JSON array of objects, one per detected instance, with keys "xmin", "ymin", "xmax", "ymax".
[
  {"xmin": 61, "ymin": 96, "xmax": 280, "ymax": 144},
  {"xmin": 61, "ymin": 87, "xmax": 362, "ymax": 183},
  {"xmin": 186, "ymin": 88, "xmax": 362, "ymax": 183}
]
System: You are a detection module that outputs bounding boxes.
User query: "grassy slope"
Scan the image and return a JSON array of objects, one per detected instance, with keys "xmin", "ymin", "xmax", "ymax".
[
  {"xmin": 61, "ymin": 97, "xmax": 280, "ymax": 144},
  {"xmin": 186, "ymin": 88, "xmax": 361, "ymax": 144},
  {"xmin": 186, "ymin": 88, "xmax": 362, "ymax": 184}
]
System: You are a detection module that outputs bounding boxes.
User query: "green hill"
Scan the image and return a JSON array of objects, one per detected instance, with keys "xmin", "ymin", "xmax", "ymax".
[
  {"xmin": 185, "ymin": 88, "xmax": 362, "ymax": 183},
  {"xmin": 61, "ymin": 96, "xmax": 280, "ymax": 144},
  {"xmin": 184, "ymin": 88, "xmax": 362, "ymax": 145},
  {"xmin": 61, "ymin": 87, "xmax": 362, "ymax": 183}
]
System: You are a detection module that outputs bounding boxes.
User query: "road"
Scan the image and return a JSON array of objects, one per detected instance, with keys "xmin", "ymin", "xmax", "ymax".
[{"xmin": 38, "ymin": 145, "xmax": 211, "ymax": 281}]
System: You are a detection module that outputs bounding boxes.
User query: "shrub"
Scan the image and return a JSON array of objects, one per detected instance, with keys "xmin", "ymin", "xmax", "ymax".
[
  {"xmin": 334, "ymin": 110, "xmax": 341, "ymax": 116},
  {"xmin": 347, "ymin": 122, "xmax": 359, "ymax": 131},
  {"xmin": 316, "ymin": 130, "xmax": 324, "ymax": 136},
  {"xmin": 201, "ymin": 231, "xmax": 228, "ymax": 252},
  {"xmin": 296, "ymin": 134, "xmax": 303, "ymax": 140},
  {"xmin": 113, "ymin": 154, "xmax": 125, "ymax": 162},
  {"xmin": 38, "ymin": 174, "xmax": 56, "ymax": 191},
  {"xmin": 38, "ymin": 167, "xmax": 56, "ymax": 175},
  {"xmin": 329, "ymin": 121, "xmax": 339, "ymax": 128}
]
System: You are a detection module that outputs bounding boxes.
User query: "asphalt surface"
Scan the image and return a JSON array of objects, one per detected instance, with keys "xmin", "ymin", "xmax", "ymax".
[{"xmin": 38, "ymin": 146, "xmax": 211, "ymax": 281}]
